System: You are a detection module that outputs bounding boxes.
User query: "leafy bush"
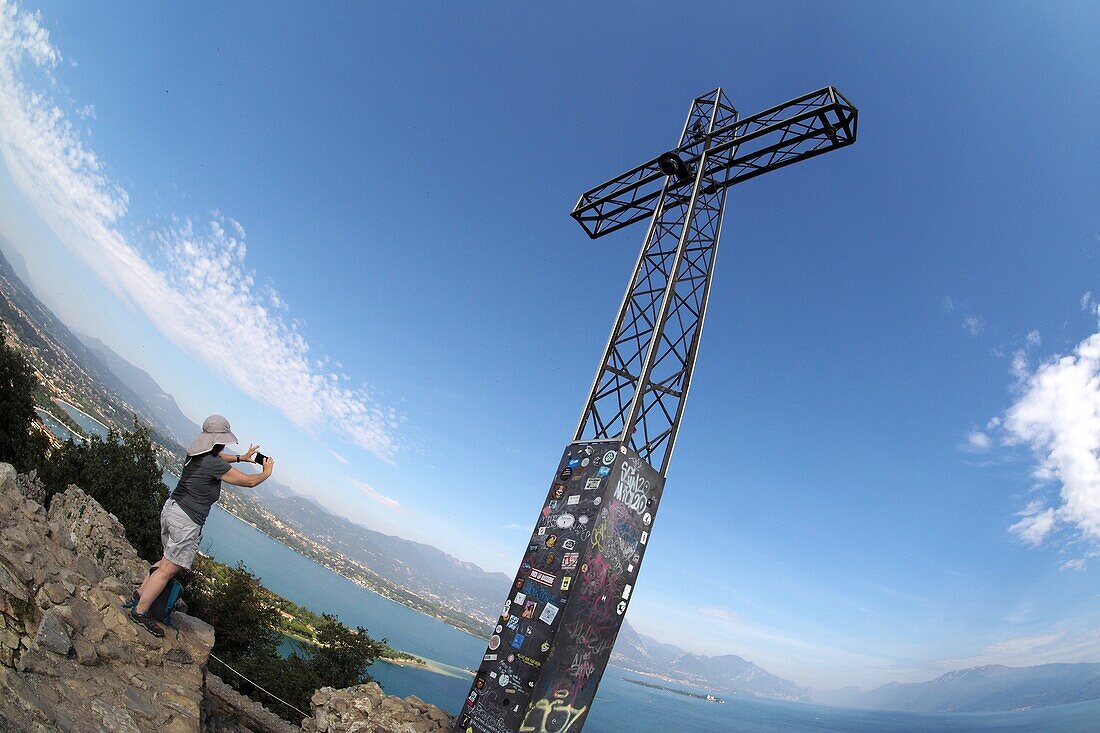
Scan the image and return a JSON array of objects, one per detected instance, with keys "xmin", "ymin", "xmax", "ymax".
[
  {"xmin": 37, "ymin": 421, "xmax": 169, "ymax": 562},
  {"xmin": 0, "ymin": 330, "xmax": 48, "ymax": 472},
  {"xmin": 186, "ymin": 555, "xmax": 384, "ymax": 722}
]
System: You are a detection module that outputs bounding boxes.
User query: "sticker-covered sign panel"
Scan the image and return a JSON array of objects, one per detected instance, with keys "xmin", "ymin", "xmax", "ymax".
[{"xmin": 455, "ymin": 441, "xmax": 664, "ymax": 733}]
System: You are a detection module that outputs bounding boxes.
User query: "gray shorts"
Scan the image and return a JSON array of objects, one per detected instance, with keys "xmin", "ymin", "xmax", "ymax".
[{"xmin": 161, "ymin": 498, "xmax": 202, "ymax": 569}]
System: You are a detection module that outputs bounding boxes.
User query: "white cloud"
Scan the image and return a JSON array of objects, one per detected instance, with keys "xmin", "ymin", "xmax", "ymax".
[
  {"xmin": 347, "ymin": 478, "xmax": 401, "ymax": 510},
  {"xmin": 1060, "ymin": 558, "xmax": 1086, "ymax": 572},
  {"xmin": 0, "ymin": 2, "xmax": 400, "ymax": 463},
  {"xmin": 1009, "ymin": 505, "xmax": 1056, "ymax": 546},
  {"xmin": 981, "ymin": 632, "xmax": 1064, "ymax": 658},
  {"xmin": 964, "ymin": 430, "xmax": 992, "ymax": 452},
  {"xmin": 1002, "ymin": 320, "xmax": 1100, "ymax": 551},
  {"xmin": 699, "ymin": 605, "xmax": 742, "ymax": 623},
  {"xmin": 328, "ymin": 450, "xmax": 349, "ymax": 466},
  {"xmin": 930, "ymin": 629, "xmax": 1100, "ymax": 673},
  {"xmin": 1010, "ymin": 349, "xmax": 1030, "ymax": 382},
  {"xmin": 1026, "ymin": 330, "xmax": 1041, "ymax": 347},
  {"xmin": 962, "ymin": 315, "xmax": 985, "ymax": 336}
]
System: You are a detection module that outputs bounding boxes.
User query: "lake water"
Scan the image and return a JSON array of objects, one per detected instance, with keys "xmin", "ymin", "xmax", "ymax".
[
  {"xmin": 41, "ymin": 402, "xmax": 1100, "ymax": 731},
  {"xmin": 198, "ymin": 508, "xmax": 1100, "ymax": 732}
]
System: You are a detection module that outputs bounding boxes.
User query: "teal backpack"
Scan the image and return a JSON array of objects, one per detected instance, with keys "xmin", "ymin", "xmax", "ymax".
[{"xmin": 123, "ymin": 565, "xmax": 184, "ymax": 637}]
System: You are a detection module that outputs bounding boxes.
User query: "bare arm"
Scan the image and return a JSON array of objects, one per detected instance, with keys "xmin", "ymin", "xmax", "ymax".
[
  {"xmin": 220, "ymin": 456, "xmax": 274, "ymax": 489},
  {"xmin": 220, "ymin": 444, "xmax": 260, "ymax": 465}
]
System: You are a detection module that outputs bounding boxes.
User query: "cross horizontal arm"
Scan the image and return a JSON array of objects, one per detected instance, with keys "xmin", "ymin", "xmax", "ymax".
[{"xmin": 571, "ymin": 86, "xmax": 858, "ymax": 239}]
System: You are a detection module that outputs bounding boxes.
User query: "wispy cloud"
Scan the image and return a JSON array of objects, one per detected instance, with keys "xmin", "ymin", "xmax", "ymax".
[
  {"xmin": 0, "ymin": 2, "xmax": 400, "ymax": 463},
  {"xmin": 328, "ymin": 450, "xmax": 349, "ymax": 466},
  {"xmin": 699, "ymin": 605, "xmax": 742, "ymax": 624},
  {"xmin": 962, "ymin": 315, "xmax": 985, "ymax": 336},
  {"xmin": 1009, "ymin": 501, "xmax": 1056, "ymax": 547},
  {"xmin": 963, "ymin": 430, "xmax": 993, "ymax": 452},
  {"xmin": 347, "ymin": 478, "xmax": 401, "ymax": 510},
  {"xmin": 929, "ymin": 629, "xmax": 1100, "ymax": 673}
]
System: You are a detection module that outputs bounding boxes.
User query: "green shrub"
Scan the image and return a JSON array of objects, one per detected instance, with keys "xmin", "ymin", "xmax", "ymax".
[
  {"xmin": 186, "ymin": 556, "xmax": 384, "ymax": 723},
  {"xmin": 0, "ymin": 330, "xmax": 48, "ymax": 472},
  {"xmin": 38, "ymin": 421, "xmax": 168, "ymax": 562}
]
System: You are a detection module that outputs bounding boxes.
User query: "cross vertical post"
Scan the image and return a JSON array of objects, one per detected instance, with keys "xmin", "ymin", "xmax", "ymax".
[{"xmin": 455, "ymin": 86, "xmax": 857, "ymax": 733}]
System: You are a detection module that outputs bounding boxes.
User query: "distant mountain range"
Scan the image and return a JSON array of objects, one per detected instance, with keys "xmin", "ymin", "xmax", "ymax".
[
  {"xmin": 817, "ymin": 663, "xmax": 1100, "ymax": 713},
  {"xmin": 5, "ymin": 235, "xmax": 1099, "ymax": 713},
  {"xmin": 0, "ymin": 243, "xmax": 181, "ymax": 461},
  {"xmin": 76, "ymin": 333, "xmax": 201, "ymax": 447},
  {"xmin": 613, "ymin": 621, "xmax": 812, "ymax": 702},
  {"xmin": 255, "ymin": 489, "xmax": 512, "ymax": 623}
]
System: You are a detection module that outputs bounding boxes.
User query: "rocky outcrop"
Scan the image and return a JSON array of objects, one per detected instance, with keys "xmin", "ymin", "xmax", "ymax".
[
  {"xmin": 202, "ymin": 673, "xmax": 301, "ymax": 733},
  {"xmin": 303, "ymin": 683, "xmax": 452, "ymax": 733},
  {"xmin": 0, "ymin": 463, "xmax": 454, "ymax": 733},
  {"xmin": 48, "ymin": 485, "xmax": 148, "ymax": 588},
  {"xmin": 0, "ymin": 463, "xmax": 215, "ymax": 732}
]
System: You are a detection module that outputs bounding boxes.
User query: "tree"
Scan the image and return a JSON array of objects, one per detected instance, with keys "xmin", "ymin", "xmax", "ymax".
[
  {"xmin": 308, "ymin": 613, "xmax": 385, "ymax": 688},
  {"xmin": 184, "ymin": 556, "xmax": 387, "ymax": 724},
  {"xmin": 38, "ymin": 421, "xmax": 168, "ymax": 561},
  {"xmin": 0, "ymin": 329, "xmax": 47, "ymax": 471},
  {"xmin": 184, "ymin": 558, "xmax": 282, "ymax": 661}
]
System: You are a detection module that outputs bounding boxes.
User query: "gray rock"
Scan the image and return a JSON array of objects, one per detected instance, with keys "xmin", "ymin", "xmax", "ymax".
[
  {"xmin": 9, "ymin": 469, "xmax": 45, "ymax": 504},
  {"xmin": 74, "ymin": 555, "xmax": 104, "ymax": 583},
  {"xmin": 302, "ymin": 682, "xmax": 453, "ymax": 732},
  {"xmin": 0, "ymin": 464, "xmax": 15, "ymax": 490},
  {"xmin": 15, "ymin": 647, "xmax": 59, "ymax": 677},
  {"xmin": 121, "ymin": 684, "xmax": 159, "ymax": 721},
  {"xmin": 203, "ymin": 673, "xmax": 301, "ymax": 733},
  {"xmin": 47, "ymin": 486, "xmax": 145, "ymax": 585},
  {"xmin": 0, "ymin": 560, "xmax": 29, "ymax": 602},
  {"xmin": 73, "ymin": 638, "xmax": 98, "ymax": 666},
  {"xmin": 34, "ymin": 608, "xmax": 72, "ymax": 656},
  {"xmin": 165, "ymin": 647, "xmax": 193, "ymax": 665},
  {"xmin": 91, "ymin": 698, "xmax": 142, "ymax": 733}
]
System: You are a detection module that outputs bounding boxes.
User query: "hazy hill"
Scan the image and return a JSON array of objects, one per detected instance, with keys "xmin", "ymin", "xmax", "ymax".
[
  {"xmin": 257, "ymin": 492, "xmax": 512, "ymax": 622},
  {"xmin": 613, "ymin": 621, "xmax": 812, "ymax": 702},
  {"xmin": 77, "ymin": 333, "xmax": 201, "ymax": 446},
  {"xmin": 820, "ymin": 663, "xmax": 1100, "ymax": 712},
  {"xmin": 0, "ymin": 245, "xmax": 177, "ymax": 453},
  {"xmin": 0, "ymin": 236, "xmax": 33, "ymax": 286}
]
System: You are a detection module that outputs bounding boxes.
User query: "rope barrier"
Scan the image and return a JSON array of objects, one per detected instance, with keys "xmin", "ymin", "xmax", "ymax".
[{"xmin": 208, "ymin": 651, "xmax": 312, "ymax": 719}]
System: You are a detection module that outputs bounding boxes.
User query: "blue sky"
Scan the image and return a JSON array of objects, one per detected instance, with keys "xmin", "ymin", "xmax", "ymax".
[{"xmin": 0, "ymin": 1, "xmax": 1098, "ymax": 690}]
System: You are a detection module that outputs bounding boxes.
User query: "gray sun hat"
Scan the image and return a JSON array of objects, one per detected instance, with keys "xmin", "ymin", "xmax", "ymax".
[{"xmin": 186, "ymin": 414, "xmax": 239, "ymax": 456}]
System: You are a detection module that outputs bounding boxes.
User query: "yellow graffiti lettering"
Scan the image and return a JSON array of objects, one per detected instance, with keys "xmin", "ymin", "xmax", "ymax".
[
  {"xmin": 519, "ymin": 698, "xmax": 588, "ymax": 733},
  {"xmin": 589, "ymin": 518, "xmax": 608, "ymax": 551}
]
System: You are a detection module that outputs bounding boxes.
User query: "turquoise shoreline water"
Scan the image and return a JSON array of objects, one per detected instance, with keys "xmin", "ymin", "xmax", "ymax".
[{"xmin": 42, "ymin": 403, "xmax": 1100, "ymax": 731}]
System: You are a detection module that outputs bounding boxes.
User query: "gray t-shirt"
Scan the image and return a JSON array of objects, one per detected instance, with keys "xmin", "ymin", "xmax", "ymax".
[{"xmin": 171, "ymin": 452, "xmax": 231, "ymax": 527}]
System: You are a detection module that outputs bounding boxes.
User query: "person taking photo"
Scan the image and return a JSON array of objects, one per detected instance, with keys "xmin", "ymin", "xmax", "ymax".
[{"xmin": 129, "ymin": 414, "xmax": 274, "ymax": 637}]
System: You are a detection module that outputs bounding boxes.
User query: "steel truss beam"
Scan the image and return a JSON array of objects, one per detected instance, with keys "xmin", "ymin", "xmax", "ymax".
[
  {"xmin": 573, "ymin": 86, "xmax": 858, "ymax": 475},
  {"xmin": 571, "ymin": 87, "xmax": 857, "ymax": 240}
]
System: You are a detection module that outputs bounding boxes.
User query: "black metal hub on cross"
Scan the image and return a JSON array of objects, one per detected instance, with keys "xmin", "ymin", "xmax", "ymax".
[{"xmin": 455, "ymin": 86, "xmax": 858, "ymax": 733}]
